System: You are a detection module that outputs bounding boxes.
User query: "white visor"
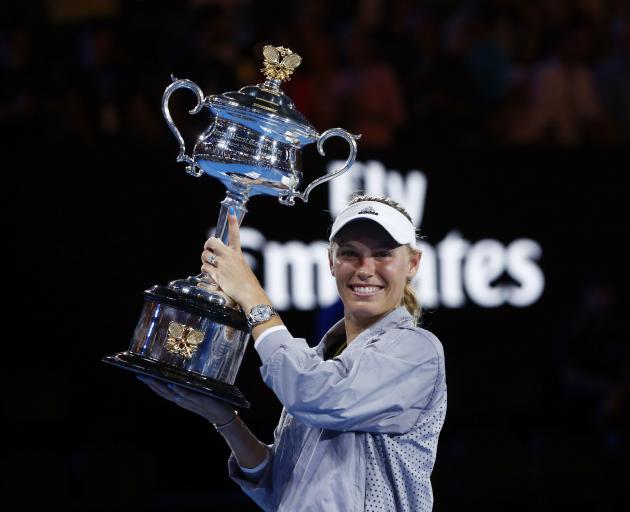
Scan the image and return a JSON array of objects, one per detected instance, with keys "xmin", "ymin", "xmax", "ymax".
[{"xmin": 329, "ymin": 201, "xmax": 417, "ymax": 248}]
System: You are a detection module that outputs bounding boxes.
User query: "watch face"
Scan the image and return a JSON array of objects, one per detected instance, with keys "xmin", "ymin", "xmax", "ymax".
[{"xmin": 250, "ymin": 305, "xmax": 272, "ymax": 322}]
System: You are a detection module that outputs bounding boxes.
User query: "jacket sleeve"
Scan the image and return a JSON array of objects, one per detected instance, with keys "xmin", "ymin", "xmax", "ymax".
[
  {"xmin": 226, "ymin": 409, "xmax": 290, "ymax": 512},
  {"xmin": 256, "ymin": 327, "xmax": 441, "ymax": 434},
  {"xmin": 227, "ymin": 445, "xmax": 274, "ymax": 511}
]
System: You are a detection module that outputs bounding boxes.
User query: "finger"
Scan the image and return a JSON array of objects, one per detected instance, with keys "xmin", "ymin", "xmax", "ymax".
[
  {"xmin": 148, "ymin": 380, "xmax": 180, "ymax": 400},
  {"xmin": 164, "ymin": 383, "xmax": 200, "ymax": 406},
  {"xmin": 137, "ymin": 376, "xmax": 177, "ymax": 400},
  {"xmin": 204, "ymin": 236, "xmax": 227, "ymax": 254},
  {"xmin": 203, "ymin": 237, "xmax": 217, "ymax": 251},
  {"xmin": 169, "ymin": 385, "xmax": 204, "ymax": 401},
  {"xmin": 201, "ymin": 249, "xmax": 215, "ymax": 265},
  {"xmin": 201, "ymin": 263, "xmax": 218, "ymax": 279},
  {"xmin": 198, "ymin": 280, "xmax": 219, "ymax": 293},
  {"xmin": 168, "ymin": 390, "xmax": 234, "ymax": 421},
  {"xmin": 137, "ymin": 375, "xmax": 164, "ymax": 391},
  {"xmin": 166, "ymin": 386, "xmax": 210, "ymax": 411},
  {"xmin": 140, "ymin": 377, "xmax": 187, "ymax": 402},
  {"xmin": 203, "ymin": 252, "xmax": 218, "ymax": 267},
  {"xmin": 201, "ymin": 263, "xmax": 212, "ymax": 276},
  {"xmin": 227, "ymin": 211, "xmax": 241, "ymax": 251}
]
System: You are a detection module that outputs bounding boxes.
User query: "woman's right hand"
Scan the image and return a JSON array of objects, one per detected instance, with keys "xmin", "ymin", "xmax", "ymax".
[
  {"xmin": 137, "ymin": 376, "xmax": 236, "ymax": 425},
  {"xmin": 200, "ymin": 211, "xmax": 269, "ymax": 312}
]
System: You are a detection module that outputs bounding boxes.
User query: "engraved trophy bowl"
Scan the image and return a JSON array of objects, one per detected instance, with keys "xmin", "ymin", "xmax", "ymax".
[{"xmin": 103, "ymin": 46, "xmax": 359, "ymax": 408}]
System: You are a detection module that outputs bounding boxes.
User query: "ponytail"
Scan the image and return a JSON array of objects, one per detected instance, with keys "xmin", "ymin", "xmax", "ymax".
[{"xmin": 402, "ymin": 279, "xmax": 421, "ymax": 326}]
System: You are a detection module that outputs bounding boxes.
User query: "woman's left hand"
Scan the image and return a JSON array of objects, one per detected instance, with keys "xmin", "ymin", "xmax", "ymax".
[
  {"xmin": 137, "ymin": 376, "xmax": 236, "ymax": 424},
  {"xmin": 201, "ymin": 212, "xmax": 266, "ymax": 311}
]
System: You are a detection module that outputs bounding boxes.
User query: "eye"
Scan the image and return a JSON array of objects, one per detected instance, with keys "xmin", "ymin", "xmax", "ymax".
[
  {"xmin": 338, "ymin": 248, "xmax": 358, "ymax": 258},
  {"xmin": 374, "ymin": 250, "xmax": 393, "ymax": 259}
]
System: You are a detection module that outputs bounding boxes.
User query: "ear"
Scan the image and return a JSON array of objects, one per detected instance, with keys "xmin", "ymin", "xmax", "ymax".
[{"xmin": 407, "ymin": 249, "xmax": 421, "ymax": 279}]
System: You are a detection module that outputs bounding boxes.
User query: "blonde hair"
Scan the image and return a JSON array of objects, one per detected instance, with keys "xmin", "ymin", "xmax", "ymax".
[{"xmin": 342, "ymin": 194, "xmax": 422, "ymax": 325}]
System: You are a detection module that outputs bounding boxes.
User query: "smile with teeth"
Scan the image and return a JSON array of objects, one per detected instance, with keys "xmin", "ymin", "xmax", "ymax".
[{"xmin": 349, "ymin": 285, "xmax": 383, "ymax": 295}]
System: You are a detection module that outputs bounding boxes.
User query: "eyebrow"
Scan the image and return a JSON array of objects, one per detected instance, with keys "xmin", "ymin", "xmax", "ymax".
[{"xmin": 336, "ymin": 242, "xmax": 397, "ymax": 251}]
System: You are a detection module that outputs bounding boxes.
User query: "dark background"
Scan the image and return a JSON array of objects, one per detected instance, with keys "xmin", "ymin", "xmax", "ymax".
[{"xmin": 3, "ymin": 1, "xmax": 629, "ymax": 510}]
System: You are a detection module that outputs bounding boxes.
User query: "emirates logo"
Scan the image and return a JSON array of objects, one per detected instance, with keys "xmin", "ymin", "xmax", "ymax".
[{"xmin": 358, "ymin": 206, "xmax": 378, "ymax": 215}]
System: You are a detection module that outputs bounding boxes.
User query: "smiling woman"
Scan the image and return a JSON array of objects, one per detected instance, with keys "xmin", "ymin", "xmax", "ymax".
[
  {"xmin": 138, "ymin": 194, "xmax": 447, "ymax": 512},
  {"xmin": 328, "ymin": 195, "xmax": 422, "ymax": 341}
]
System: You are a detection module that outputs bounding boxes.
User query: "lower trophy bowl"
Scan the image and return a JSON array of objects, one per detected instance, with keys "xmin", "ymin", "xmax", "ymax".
[
  {"xmin": 102, "ymin": 351, "xmax": 249, "ymax": 408},
  {"xmin": 103, "ymin": 285, "xmax": 251, "ymax": 409}
]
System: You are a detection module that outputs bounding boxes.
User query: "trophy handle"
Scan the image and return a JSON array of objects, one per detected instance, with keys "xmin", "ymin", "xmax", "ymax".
[
  {"xmin": 162, "ymin": 76, "xmax": 207, "ymax": 177},
  {"xmin": 279, "ymin": 128, "xmax": 361, "ymax": 206}
]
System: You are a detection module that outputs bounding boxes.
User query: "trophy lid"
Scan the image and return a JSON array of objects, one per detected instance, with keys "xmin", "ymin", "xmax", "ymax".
[{"xmin": 208, "ymin": 45, "xmax": 319, "ymax": 143}]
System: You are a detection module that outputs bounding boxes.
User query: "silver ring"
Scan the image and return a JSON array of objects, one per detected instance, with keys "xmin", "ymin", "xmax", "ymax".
[{"xmin": 207, "ymin": 254, "xmax": 217, "ymax": 266}]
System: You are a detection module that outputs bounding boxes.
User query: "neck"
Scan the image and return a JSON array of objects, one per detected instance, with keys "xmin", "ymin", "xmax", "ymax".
[{"xmin": 344, "ymin": 308, "xmax": 394, "ymax": 344}]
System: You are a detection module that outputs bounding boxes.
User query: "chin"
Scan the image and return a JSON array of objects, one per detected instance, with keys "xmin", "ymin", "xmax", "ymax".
[{"xmin": 345, "ymin": 300, "xmax": 389, "ymax": 321}]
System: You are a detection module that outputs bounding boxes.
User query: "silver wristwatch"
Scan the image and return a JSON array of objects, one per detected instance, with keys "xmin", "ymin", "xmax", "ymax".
[{"xmin": 246, "ymin": 304, "xmax": 277, "ymax": 329}]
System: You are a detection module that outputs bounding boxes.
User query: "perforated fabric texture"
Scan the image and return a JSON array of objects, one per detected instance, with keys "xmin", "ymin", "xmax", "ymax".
[{"xmin": 365, "ymin": 393, "xmax": 447, "ymax": 511}]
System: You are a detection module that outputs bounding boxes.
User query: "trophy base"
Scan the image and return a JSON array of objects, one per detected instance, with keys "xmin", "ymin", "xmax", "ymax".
[{"xmin": 103, "ymin": 351, "xmax": 250, "ymax": 408}]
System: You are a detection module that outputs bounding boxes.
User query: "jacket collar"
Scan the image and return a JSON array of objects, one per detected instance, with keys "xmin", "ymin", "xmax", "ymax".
[{"xmin": 317, "ymin": 306, "xmax": 413, "ymax": 357}]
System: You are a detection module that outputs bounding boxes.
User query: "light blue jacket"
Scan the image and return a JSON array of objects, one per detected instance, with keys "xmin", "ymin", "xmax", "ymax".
[{"xmin": 228, "ymin": 307, "xmax": 447, "ymax": 511}]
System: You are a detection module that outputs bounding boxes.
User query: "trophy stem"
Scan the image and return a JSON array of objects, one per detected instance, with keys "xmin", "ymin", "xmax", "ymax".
[
  {"xmin": 214, "ymin": 189, "xmax": 249, "ymax": 244},
  {"xmin": 166, "ymin": 189, "xmax": 249, "ymax": 306},
  {"xmin": 187, "ymin": 189, "xmax": 249, "ymax": 303}
]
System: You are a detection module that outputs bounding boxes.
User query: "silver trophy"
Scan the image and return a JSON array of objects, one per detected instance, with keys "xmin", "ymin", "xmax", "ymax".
[{"xmin": 103, "ymin": 46, "xmax": 359, "ymax": 407}]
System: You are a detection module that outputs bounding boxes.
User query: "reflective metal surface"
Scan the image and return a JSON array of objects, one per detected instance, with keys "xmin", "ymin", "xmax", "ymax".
[
  {"xmin": 161, "ymin": 45, "xmax": 359, "ymax": 305},
  {"xmin": 104, "ymin": 46, "xmax": 359, "ymax": 407},
  {"xmin": 162, "ymin": 75, "xmax": 359, "ymax": 204},
  {"xmin": 129, "ymin": 298, "xmax": 248, "ymax": 385}
]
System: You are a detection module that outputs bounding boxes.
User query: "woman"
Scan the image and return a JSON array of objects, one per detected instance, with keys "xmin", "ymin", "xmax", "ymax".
[{"xmin": 139, "ymin": 195, "xmax": 447, "ymax": 511}]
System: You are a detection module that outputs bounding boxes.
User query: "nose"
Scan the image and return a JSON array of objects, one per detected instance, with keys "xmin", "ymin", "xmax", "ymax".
[{"xmin": 356, "ymin": 256, "xmax": 376, "ymax": 279}]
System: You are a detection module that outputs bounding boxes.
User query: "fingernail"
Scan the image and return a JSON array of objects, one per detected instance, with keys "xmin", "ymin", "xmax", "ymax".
[{"xmin": 229, "ymin": 206, "xmax": 235, "ymax": 215}]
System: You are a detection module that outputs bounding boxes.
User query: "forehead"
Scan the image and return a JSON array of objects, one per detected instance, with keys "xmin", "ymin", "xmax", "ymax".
[{"xmin": 332, "ymin": 219, "xmax": 399, "ymax": 248}]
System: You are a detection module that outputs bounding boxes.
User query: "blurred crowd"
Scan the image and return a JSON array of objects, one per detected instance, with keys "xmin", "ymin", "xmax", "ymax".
[
  {"xmin": 3, "ymin": 0, "xmax": 630, "ymax": 150},
  {"xmin": 4, "ymin": 2, "xmax": 629, "ymax": 509}
]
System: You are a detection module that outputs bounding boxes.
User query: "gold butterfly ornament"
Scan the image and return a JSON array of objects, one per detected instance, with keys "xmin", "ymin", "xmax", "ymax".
[
  {"xmin": 261, "ymin": 45, "xmax": 302, "ymax": 82},
  {"xmin": 165, "ymin": 321, "xmax": 205, "ymax": 359}
]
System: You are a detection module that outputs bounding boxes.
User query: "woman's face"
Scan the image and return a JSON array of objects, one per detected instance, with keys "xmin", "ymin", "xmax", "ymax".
[{"xmin": 329, "ymin": 221, "xmax": 420, "ymax": 325}]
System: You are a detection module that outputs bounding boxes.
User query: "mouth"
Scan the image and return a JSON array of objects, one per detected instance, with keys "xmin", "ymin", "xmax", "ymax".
[{"xmin": 348, "ymin": 284, "xmax": 384, "ymax": 296}]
